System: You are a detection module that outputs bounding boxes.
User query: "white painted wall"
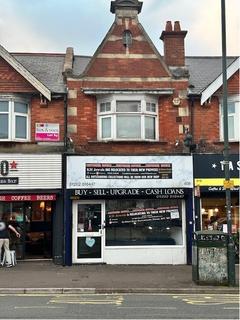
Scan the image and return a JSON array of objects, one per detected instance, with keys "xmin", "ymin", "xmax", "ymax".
[{"xmin": 104, "ymin": 246, "xmax": 186, "ymax": 265}]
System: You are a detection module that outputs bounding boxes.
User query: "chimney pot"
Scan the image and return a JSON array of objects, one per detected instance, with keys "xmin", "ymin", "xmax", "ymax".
[
  {"xmin": 165, "ymin": 21, "xmax": 173, "ymax": 31},
  {"xmin": 160, "ymin": 21, "xmax": 187, "ymax": 67},
  {"xmin": 174, "ymin": 21, "xmax": 181, "ymax": 31}
]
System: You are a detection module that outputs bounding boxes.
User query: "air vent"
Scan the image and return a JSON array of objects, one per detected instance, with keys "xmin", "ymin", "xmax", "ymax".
[{"xmin": 123, "ymin": 30, "xmax": 132, "ymax": 47}]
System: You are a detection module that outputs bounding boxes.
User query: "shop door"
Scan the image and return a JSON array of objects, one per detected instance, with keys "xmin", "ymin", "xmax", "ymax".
[{"xmin": 72, "ymin": 201, "xmax": 105, "ymax": 263}]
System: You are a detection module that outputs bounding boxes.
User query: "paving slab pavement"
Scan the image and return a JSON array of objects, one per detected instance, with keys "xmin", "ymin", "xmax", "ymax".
[{"xmin": 0, "ymin": 261, "xmax": 239, "ymax": 294}]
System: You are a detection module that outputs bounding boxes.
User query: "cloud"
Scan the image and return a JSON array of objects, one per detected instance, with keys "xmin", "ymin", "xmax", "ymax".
[
  {"xmin": 0, "ymin": 0, "xmax": 60, "ymax": 52},
  {"xmin": 0, "ymin": 0, "xmax": 239, "ymax": 55},
  {"xmin": 140, "ymin": 0, "xmax": 239, "ymax": 56},
  {"xmin": 0, "ymin": 0, "xmax": 113, "ymax": 54}
]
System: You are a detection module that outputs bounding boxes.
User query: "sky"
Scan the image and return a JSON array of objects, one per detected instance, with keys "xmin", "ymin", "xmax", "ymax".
[{"xmin": 0, "ymin": 0, "xmax": 239, "ymax": 57}]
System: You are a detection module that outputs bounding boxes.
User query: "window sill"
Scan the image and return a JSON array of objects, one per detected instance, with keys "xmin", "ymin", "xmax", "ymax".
[
  {"xmin": 88, "ymin": 140, "xmax": 168, "ymax": 145},
  {"xmin": 0, "ymin": 140, "xmax": 31, "ymax": 144},
  {"xmin": 213, "ymin": 140, "xmax": 239, "ymax": 144}
]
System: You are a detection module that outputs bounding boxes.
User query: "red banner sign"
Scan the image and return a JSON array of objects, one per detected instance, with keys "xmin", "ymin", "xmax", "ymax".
[{"xmin": 0, "ymin": 194, "xmax": 56, "ymax": 202}]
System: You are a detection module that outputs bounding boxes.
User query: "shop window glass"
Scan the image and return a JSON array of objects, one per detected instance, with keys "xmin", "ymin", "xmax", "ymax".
[
  {"xmin": 105, "ymin": 199, "xmax": 183, "ymax": 246},
  {"xmin": 201, "ymin": 196, "xmax": 239, "ymax": 233},
  {"xmin": 0, "ymin": 201, "xmax": 53, "ymax": 260}
]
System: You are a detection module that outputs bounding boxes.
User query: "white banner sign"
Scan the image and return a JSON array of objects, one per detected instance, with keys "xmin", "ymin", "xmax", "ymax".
[{"xmin": 67, "ymin": 156, "xmax": 193, "ymax": 189}]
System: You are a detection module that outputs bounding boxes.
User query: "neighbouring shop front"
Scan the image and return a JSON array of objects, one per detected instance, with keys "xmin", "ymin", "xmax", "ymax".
[
  {"xmin": 193, "ymin": 154, "xmax": 239, "ymax": 234},
  {"xmin": 0, "ymin": 154, "xmax": 63, "ymax": 263},
  {"xmin": 65, "ymin": 155, "xmax": 194, "ymax": 265}
]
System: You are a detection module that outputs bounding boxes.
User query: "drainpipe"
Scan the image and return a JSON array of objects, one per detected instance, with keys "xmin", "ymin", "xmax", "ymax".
[
  {"xmin": 64, "ymin": 90, "xmax": 68, "ymax": 152},
  {"xmin": 188, "ymin": 94, "xmax": 201, "ymax": 232},
  {"xmin": 62, "ymin": 89, "xmax": 68, "ymax": 266}
]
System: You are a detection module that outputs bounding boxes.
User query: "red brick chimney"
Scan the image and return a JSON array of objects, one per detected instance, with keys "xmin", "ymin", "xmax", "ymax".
[{"xmin": 160, "ymin": 21, "xmax": 187, "ymax": 67}]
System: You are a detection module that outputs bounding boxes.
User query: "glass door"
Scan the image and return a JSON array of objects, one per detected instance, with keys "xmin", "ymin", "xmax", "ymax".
[{"xmin": 72, "ymin": 201, "xmax": 105, "ymax": 263}]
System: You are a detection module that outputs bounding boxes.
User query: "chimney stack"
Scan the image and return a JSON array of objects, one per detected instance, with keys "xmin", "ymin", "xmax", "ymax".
[
  {"xmin": 63, "ymin": 47, "xmax": 74, "ymax": 75},
  {"xmin": 160, "ymin": 21, "xmax": 187, "ymax": 67}
]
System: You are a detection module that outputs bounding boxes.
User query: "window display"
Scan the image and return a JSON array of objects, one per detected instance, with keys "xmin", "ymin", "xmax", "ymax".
[
  {"xmin": 105, "ymin": 199, "xmax": 183, "ymax": 246},
  {"xmin": 0, "ymin": 200, "xmax": 53, "ymax": 259},
  {"xmin": 201, "ymin": 196, "xmax": 239, "ymax": 233}
]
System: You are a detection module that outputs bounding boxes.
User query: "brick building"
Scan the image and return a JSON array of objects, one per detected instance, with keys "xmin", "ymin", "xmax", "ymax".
[
  {"xmin": 0, "ymin": 0, "xmax": 239, "ymax": 265},
  {"xmin": 0, "ymin": 47, "xmax": 66, "ymax": 263}
]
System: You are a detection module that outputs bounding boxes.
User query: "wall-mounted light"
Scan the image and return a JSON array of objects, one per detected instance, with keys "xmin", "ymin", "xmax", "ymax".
[{"xmin": 39, "ymin": 201, "xmax": 45, "ymax": 210}]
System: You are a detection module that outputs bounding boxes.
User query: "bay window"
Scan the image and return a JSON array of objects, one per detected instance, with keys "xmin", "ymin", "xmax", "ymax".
[
  {"xmin": 0, "ymin": 99, "xmax": 29, "ymax": 141},
  {"xmin": 220, "ymin": 95, "xmax": 239, "ymax": 141},
  {"xmin": 98, "ymin": 95, "xmax": 158, "ymax": 141}
]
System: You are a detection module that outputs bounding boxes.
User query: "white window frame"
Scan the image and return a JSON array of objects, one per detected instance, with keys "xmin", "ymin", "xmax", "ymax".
[
  {"xmin": 97, "ymin": 94, "xmax": 159, "ymax": 141},
  {"xmin": 0, "ymin": 97, "xmax": 30, "ymax": 142},
  {"xmin": 219, "ymin": 95, "xmax": 240, "ymax": 142}
]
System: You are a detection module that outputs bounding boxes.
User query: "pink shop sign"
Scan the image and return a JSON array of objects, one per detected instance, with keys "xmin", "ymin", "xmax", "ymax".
[{"xmin": 35, "ymin": 123, "xmax": 60, "ymax": 141}]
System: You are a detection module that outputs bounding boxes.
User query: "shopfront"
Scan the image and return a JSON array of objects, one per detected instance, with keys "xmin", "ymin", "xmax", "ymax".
[
  {"xmin": 193, "ymin": 154, "xmax": 239, "ymax": 233},
  {"xmin": 66, "ymin": 155, "xmax": 193, "ymax": 265},
  {"xmin": 0, "ymin": 154, "xmax": 63, "ymax": 262}
]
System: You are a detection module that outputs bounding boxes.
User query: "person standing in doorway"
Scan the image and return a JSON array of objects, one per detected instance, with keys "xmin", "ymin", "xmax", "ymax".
[{"xmin": 0, "ymin": 213, "xmax": 21, "ymax": 267}]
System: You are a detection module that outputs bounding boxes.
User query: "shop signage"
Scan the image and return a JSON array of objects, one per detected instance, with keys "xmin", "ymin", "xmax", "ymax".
[
  {"xmin": 194, "ymin": 233, "xmax": 228, "ymax": 242},
  {"xmin": 70, "ymin": 188, "xmax": 187, "ymax": 199},
  {"xmin": 201, "ymin": 186, "xmax": 239, "ymax": 193},
  {"xmin": 86, "ymin": 163, "xmax": 172, "ymax": 179},
  {"xmin": 0, "ymin": 177, "xmax": 19, "ymax": 185},
  {"xmin": 106, "ymin": 206, "xmax": 180, "ymax": 227},
  {"xmin": 35, "ymin": 123, "xmax": 60, "ymax": 141},
  {"xmin": 67, "ymin": 155, "xmax": 193, "ymax": 189},
  {"xmin": 194, "ymin": 154, "xmax": 239, "ymax": 183},
  {"xmin": 0, "ymin": 160, "xmax": 19, "ymax": 184},
  {"xmin": 0, "ymin": 154, "xmax": 62, "ymax": 190},
  {"xmin": 0, "ymin": 194, "xmax": 56, "ymax": 201}
]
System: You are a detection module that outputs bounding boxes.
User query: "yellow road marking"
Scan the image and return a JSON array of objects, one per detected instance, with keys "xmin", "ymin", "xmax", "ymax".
[
  {"xmin": 49, "ymin": 294, "xmax": 124, "ymax": 305},
  {"xmin": 14, "ymin": 306, "xmax": 64, "ymax": 309},
  {"xmin": 173, "ymin": 294, "xmax": 239, "ymax": 306}
]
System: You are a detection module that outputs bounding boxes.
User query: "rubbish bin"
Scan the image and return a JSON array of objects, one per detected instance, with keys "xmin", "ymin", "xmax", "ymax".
[{"xmin": 192, "ymin": 230, "xmax": 230, "ymax": 285}]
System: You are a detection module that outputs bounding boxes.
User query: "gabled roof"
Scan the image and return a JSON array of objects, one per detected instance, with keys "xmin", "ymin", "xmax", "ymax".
[
  {"xmin": 0, "ymin": 44, "xmax": 52, "ymax": 100},
  {"xmin": 13, "ymin": 53, "xmax": 66, "ymax": 94},
  {"xmin": 185, "ymin": 56, "xmax": 238, "ymax": 99},
  {"xmin": 200, "ymin": 57, "xmax": 239, "ymax": 104},
  {"xmin": 81, "ymin": 19, "xmax": 171, "ymax": 81}
]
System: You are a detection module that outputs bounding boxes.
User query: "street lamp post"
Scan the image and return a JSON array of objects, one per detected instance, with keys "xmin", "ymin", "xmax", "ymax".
[{"xmin": 221, "ymin": 0, "xmax": 235, "ymax": 286}]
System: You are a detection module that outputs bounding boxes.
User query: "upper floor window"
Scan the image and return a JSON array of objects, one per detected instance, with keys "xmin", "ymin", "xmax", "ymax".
[
  {"xmin": 220, "ymin": 95, "xmax": 239, "ymax": 142},
  {"xmin": 98, "ymin": 95, "xmax": 158, "ymax": 141},
  {"xmin": 0, "ymin": 99, "xmax": 30, "ymax": 141}
]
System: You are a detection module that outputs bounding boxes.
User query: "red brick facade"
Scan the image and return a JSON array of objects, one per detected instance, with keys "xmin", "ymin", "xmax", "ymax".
[
  {"xmin": 0, "ymin": 57, "xmax": 65, "ymax": 153},
  {"xmin": 0, "ymin": 7, "xmax": 239, "ymax": 156},
  {"xmin": 192, "ymin": 71, "xmax": 239, "ymax": 154},
  {"xmin": 0, "ymin": 57, "xmax": 36, "ymax": 93}
]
